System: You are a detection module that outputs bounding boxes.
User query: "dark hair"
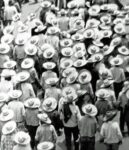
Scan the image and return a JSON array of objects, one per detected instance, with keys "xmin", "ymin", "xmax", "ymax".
[{"xmin": 9, "ymin": 0, "xmax": 14, "ymax": 6}]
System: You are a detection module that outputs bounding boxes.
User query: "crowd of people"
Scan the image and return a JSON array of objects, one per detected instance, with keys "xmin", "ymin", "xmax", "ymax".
[{"xmin": 0, "ymin": 0, "xmax": 129, "ymax": 150}]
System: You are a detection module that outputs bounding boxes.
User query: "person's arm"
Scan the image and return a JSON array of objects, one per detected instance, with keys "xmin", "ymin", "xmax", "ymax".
[
  {"xmin": 51, "ymin": 125, "xmax": 57, "ymax": 143},
  {"xmin": 35, "ymin": 126, "xmax": 40, "ymax": 142},
  {"xmin": 100, "ymin": 124, "xmax": 105, "ymax": 142},
  {"xmin": 116, "ymin": 122, "xmax": 123, "ymax": 142}
]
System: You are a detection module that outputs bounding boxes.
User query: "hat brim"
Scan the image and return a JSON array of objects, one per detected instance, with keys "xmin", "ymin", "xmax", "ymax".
[{"xmin": 82, "ymin": 104, "xmax": 97, "ymax": 116}]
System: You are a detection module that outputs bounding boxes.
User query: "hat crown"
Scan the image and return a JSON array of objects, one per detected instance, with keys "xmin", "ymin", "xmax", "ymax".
[
  {"xmin": 28, "ymin": 48, "xmax": 34, "ymax": 53},
  {"xmin": 3, "ymin": 111, "xmax": 9, "ymax": 116},
  {"xmin": 76, "ymin": 21, "xmax": 81, "ymax": 25},
  {"xmin": 95, "ymin": 56, "xmax": 100, "ymax": 60},
  {"xmin": 76, "ymin": 47, "xmax": 81, "ymax": 51},
  {"xmin": 46, "ymin": 101, "xmax": 52, "ymax": 107},
  {"xmin": 28, "ymin": 100, "xmax": 34, "ymax": 106},
  {"xmin": 87, "ymin": 31, "xmax": 92, "ymax": 36},
  {"xmin": 82, "ymin": 74, "xmax": 87, "ymax": 79},
  {"xmin": 18, "ymin": 137, "xmax": 26, "ymax": 143},
  {"xmin": 86, "ymin": 106, "xmax": 92, "ymax": 113},
  {"xmin": 114, "ymin": 59, "xmax": 119, "ymax": 64},
  {"xmin": 6, "ymin": 126, "xmax": 13, "ymax": 131},
  {"xmin": 64, "ymin": 41, "xmax": 69, "ymax": 45},
  {"xmin": 42, "ymin": 144, "xmax": 49, "ymax": 149},
  {"xmin": 104, "ymin": 31, "xmax": 108, "ymax": 36},
  {"xmin": 77, "ymin": 61, "xmax": 82, "ymax": 66},
  {"xmin": 121, "ymin": 47, "xmax": 126, "ymax": 52}
]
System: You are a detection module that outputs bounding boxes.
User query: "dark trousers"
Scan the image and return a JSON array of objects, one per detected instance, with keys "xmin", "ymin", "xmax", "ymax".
[
  {"xmin": 105, "ymin": 143, "xmax": 119, "ymax": 150},
  {"xmin": 126, "ymin": 121, "xmax": 129, "ymax": 135},
  {"xmin": 64, "ymin": 126, "xmax": 79, "ymax": 150},
  {"xmin": 114, "ymin": 82, "xmax": 123, "ymax": 99},
  {"xmin": 120, "ymin": 108, "xmax": 125, "ymax": 132},
  {"xmin": 80, "ymin": 136, "xmax": 95, "ymax": 150},
  {"xmin": 26, "ymin": 125, "xmax": 38, "ymax": 148}
]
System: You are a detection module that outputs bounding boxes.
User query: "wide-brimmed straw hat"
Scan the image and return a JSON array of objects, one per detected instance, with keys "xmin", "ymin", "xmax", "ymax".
[
  {"xmin": 12, "ymin": 13, "xmax": 21, "ymax": 22},
  {"xmin": 73, "ymin": 59, "xmax": 87, "ymax": 68},
  {"xmin": 27, "ymin": 13, "xmax": 36, "ymax": 21},
  {"xmin": 88, "ymin": 5, "xmax": 100, "ymax": 16},
  {"xmin": 100, "ymin": 4, "xmax": 109, "ymax": 10},
  {"xmin": 86, "ymin": 18, "xmax": 100, "ymax": 29},
  {"xmin": 0, "ymin": 44, "xmax": 10, "ymax": 54},
  {"xmin": 45, "ymin": 77, "xmax": 59, "ymax": 85},
  {"xmin": 0, "ymin": 109, "xmax": 14, "ymax": 122},
  {"xmin": 118, "ymin": 46, "xmax": 129, "ymax": 55},
  {"xmin": 42, "ymin": 62, "xmax": 56, "ymax": 70},
  {"xmin": 102, "ymin": 45, "xmax": 114, "ymax": 56},
  {"xmin": 67, "ymin": 1, "xmax": 77, "ymax": 9},
  {"xmin": 110, "ymin": 56, "xmax": 123, "ymax": 66},
  {"xmin": 88, "ymin": 53, "xmax": 104, "ymax": 63},
  {"xmin": 1, "ymin": 69, "xmax": 15, "ymax": 77},
  {"xmin": 21, "ymin": 58, "xmax": 34, "ymax": 69},
  {"xmin": 93, "ymin": 40, "xmax": 104, "ymax": 47},
  {"xmin": 29, "ymin": 36, "xmax": 39, "ymax": 45},
  {"xmin": 113, "ymin": 18, "xmax": 124, "ymax": 25},
  {"xmin": 74, "ymin": 50, "xmax": 86, "ymax": 58},
  {"xmin": 24, "ymin": 98, "xmax": 41, "ymax": 109},
  {"xmin": 47, "ymin": 26, "xmax": 60, "ymax": 35},
  {"xmin": 2, "ymin": 121, "xmax": 16, "ymax": 135},
  {"xmin": 101, "ymin": 79, "xmax": 114, "ymax": 88},
  {"xmin": 62, "ymin": 67, "xmax": 77, "ymax": 78},
  {"xmin": 0, "ymin": 93, "xmax": 9, "ymax": 102},
  {"xmin": 16, "ymin": 71, "xmax": 30, "ymax": 82},
  {"xmin": 60, "ymin": 38, "xmax": 73, "ymax": 48},
  {"xmin": 1, "ymin": 34, "xmax": 14, "ymax": 44},
  {"xmin": 14, "ymin": 131, "xmax": 30, "ymax": 145},
  {"xmin": 18, "ymin": 24, "xmax": 28, "ymax": 33},
  {"xmin": 114, "ymin": 23, "xmax": 125, "ymax": 34},
  {"xmin": 66, "ymin": 71, "xmax": 78, "ymax": 84},
  {"xmin": 95, "ymin": 88, "xmax": 109, "ymax": 99},
  {"xmin": 84, "ymin": 28, "xmax": 95, "ymax": 39},
  {"xmin": 62, "ymin": 86, "xmax": 78, "ymax": 101},
  {"xmin": 71, "ymin": 33, "xmax": 84, "ymax": 41},
  {"xmin": 37, "ymin": 113, "xmax": 51, "ymax": 124},
  {"xmin": 3, "ymin": 60, "xmax": 16, "ymax": 69},
  {"xmin": 25, "ymin": 44, "xmax": 37, "ymax": 56},
  {"xmin": 3, "ymin": 25, "xmax": 14, "ymax": 35},
  {"xmin": 99, "ymin": 23, "xmax": 111, "ymax": 30},
  {"xmin": 37, "ymin": 141, "xmax": 54, "ymax": 150},
  {"xmin": 15, "ymin": 36, "xmax": 26, "ymax": 45},
  {"xmin": 60, "ymin": 58, "xmax": 73, "ymax": 69},
  {"xmin": 78, "ymin": 69, "xmax": 92, "ymax": 84},
  {"xmin": 35, "ymin": 25, "xmax": 47, "ymax": 33},
  {"xmin": 40, "ymin": 1, "xmax": 51, "ymax": 8},
  {"xmin": 61, "ymin": 47, "xmax": 73, "ymax": 57},
  {"xmin": 82, "ymin": 104, "xmax": 97, "ymax": 116},
  {"xmin": 110, "ymin": 36, "xmax": 122, "ymax": 47},
  {"xmin": 102, "ymin": 30, "xmax": 112, "ymax": 38},
  {"xmin": 42, "ymin": 97, "xmax": 57, "ymax": 112},
  {"xmin": 73, "ymin": 19, "xmax": 85, "ymax": 30},
  {"xmin": 100, "ymin": 14, "xmax": 111, "ymax": 24},
  {"xmin": 103, "ymin": 111, "xmax": 117, "ymax": 122},
  {"xmin": 9, "ymin": 90, "xmax": 22, "ymax": 99},
  {"xmin": 87, "ymin": 45, "xmax": 100, "ymax": 55},
  {"xmin": 43, "ymin": 48, "xmax": 55, "ymax": 59}
]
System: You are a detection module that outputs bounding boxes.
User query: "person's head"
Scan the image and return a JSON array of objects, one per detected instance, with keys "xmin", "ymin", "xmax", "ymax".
[{"xmin": 8, "ymin": 0, "xmax": 14, "ymax": 6}]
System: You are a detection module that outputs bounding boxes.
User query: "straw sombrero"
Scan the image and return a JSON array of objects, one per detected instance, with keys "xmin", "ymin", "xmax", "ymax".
[
  {"xmin": 114, "ymin": 23, "xmax": 125, "ymax": 35},
  {"xmin": 2, "ymin": 121, "xmax": 16, "ymax": 135},
  {"xmin": 102, "ymin": 30, "xmax": 112, "ymax": 38},
  {"xmin": 88, "ymin": 5, "xmax": 100, "ymax": 16},
  {"xmin": 3, "ymin": 60, "xmax": 16, "ymax": 69},
  {"xmin": 110, "ymin": 36, "xmax": 122, "ymax": 47},
  {"xmin": 18, "ymin": 24, "xmax": 28, "ymax": 33},
  {"xmin": 102, "ymin": 45, "xmax": 114, "ymax": 56},
  {"xmin": 0, "ymin": 93, "xmax": 8, "ymax": 102},
  {"xmin": 67, "ymin": 1, "xmax": 77, "ymax": 9},
  {"xmin": 42, "ymin": 62, "xmax": 56, "ymax": 70},
  {"xmin": 103, "ymin": 110, "xmax": 117, "ymax": 122},
  {"xmin": 24, "ymin": 44, "xmax": 37, "ymax": 56},
  {"xmin": 45, "ymin": 77, "xmax": 59, "ymax": 85},
  {"xmin": 12, "ymin": 13, "xmax": 21, "ymax": 22},
  {"xmin": 60, "ymin": 38, "xmax": 73, "ymax": 48},
  {"xmin": 24, "ymin": 98, "xmax": 41, "ymax": 109},
  {"xmin": 66, "ymin": 71, "xmax": 78, "ymax": 84},
  {"xmin": 95, "ymin": 88, "xmax": 109, "ymax": 99},
  {"xmin": 16, "ymin": 71, "xmax": 30, "ymax": 82},
  {"xmin": 27, "ymin": 13, "xmax": 36, "ymax": 21},
  {"xmin": 86, "ymin": 18, "xmax": 100, "ymax": 29},
  {"xmin": 113, "ymin": 18, "xmax": 124, "ymax": 25},
  {"xmin": 47, "ymin": 26, "xmax": 60, "ymax": 35},
  {"xmin": 35, "ymin": 25, "xmax": 47, "ymax": 33},
  {"xmin": 29, "ymin": 36, "xmax": 39, "ymax": 45},
  {"xmin": 101, "ymin": 79, "xmax": 114, "ymax": 88},
  {"xmin": 37, "ymin": 113, "xmax": 51, "ymax": 124},
  {"xmin": 82, "ymin": 104, "xmax": 97, "ymax": 116},
  {"xmin": 87, "ymin": 44, "xmax": 100, "ymax": 55},
  {"xmin": 84, "ymin": 28, "xmax": 95, "ymax": 39},
  {"xmin": 74, "ymin": 50, "xmax": 86, "ymax": 58},
  {"xmin": 9, "ymin": 90, "xmax": 22, "ymax": 99},
  {"xmin": 71, "ymin": 33, "xmax": 84, "ymax": 41},
  {"xmin": 1, "ymin": 34, "xmax": 14, "ymax": 44},
  {"xmin": 110, "ymin": 56, "xmax": 123, "ymax": 66},
  {"xmin": 88, "ymin": 53, "xmax": 104, "ymax": 63},
  {"xmin": 61, "ymin": 47, "xmax": 73, "ymax": 57},
  {"xmin": 14, "ymin": 131, "xmax": 31, "ymax": 145},
  {"xmin": 15, "ymin": 36, "xmax": 26, "ymax": 45},
  {"xmin": 43, "ymin": 48, "xmax": 55, "ymax": 59},
  {"xmin": 73, "ymin": 59, "xmax": 87, "ymax": 68},
  {"xmin": 40, "ymin": 1, "xmax": 51, "ymax": 8},
  {"xmin": 37, "ymin": 141, "xmax": 54, "ymax": 150},
  {"xmin": 100, "ymin": 14, "xmax": 111, "ymax": 24},
  {"xmin": 42, "ymin": 97, "xmax": 57, "ymax": 112},
  {"xmin": 73, "ymin": 19, "xmax": 85, "ymax": 30},
  {"xmin": 60, "ymin": 58, "xmax": 73, "ymax": 69},
  {"xmin": 21, "ymin": 58, "xmax": 34, "ymax": 69},
  {"xmin": 0, "ymin": 44, "xmax": 10, "ymax": 54},
  {"xmin": 3, "ymin": 25, "xmax": 14, "ymax": 35},
  {"xmin": 0, "ymin": 109, "xmax": 14, "ymax": 122},
  {"xmin": 62, "ymin": 67, "xmax": 76, "ymax": 78},
  {"xmin": 118, "ymin": 46, "xmax": 129, "ymax": 55},
  {"xmin": 78, "ymin": 69, "xmax": 92, "ymax": 84}
]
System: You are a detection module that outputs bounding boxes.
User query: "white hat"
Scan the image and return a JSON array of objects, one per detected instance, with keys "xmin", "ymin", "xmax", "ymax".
[
  {"xmin": 71, "ymin": 33, "xmax": 84, "ymax": 41},
  {"xmin": 42, "ymin": 97, "xmax": 57, "ymax": 112},
  {"xmin": 29, "ymin": 36, "xmax": 39, "ymax": 45},
  {"xmin": 60, "ymin": 38, "xmax": 73, "ymax": 48},
  {"xmin": 43, "ymin": 48, "xmax": 55, "ymax": 59},
  {"xmin": 118, "ymin": 46, "xmax": 129, "ymax": 55},
  {"xmin": 100, "ymin": 14, "xmax": 111, "ymax": 24},
  {"xmin": 14, "ymin": 131, "xmax": 30, "ymax": 145},
  {"xmin": 47, "ymin": 26, "xmax": 60, "ymax": 35},
  {"xmin": 60, "ymin": 58, "xmax": 73, "ymax": 69},
  {"xmin": 100, "ymin": 4, "xmax": 109, "ymax": 11},
  {"xmin": 86, "ymin": 18, "xmax": 100, "ymax": 29},
  {"xmin": 102, "ymin": 30, "xmax": 112, "ymax": 38},
  {"xmin": 3, "ymin": 25, "xmax": 14, "ymax": 35},
  {"xmin": 37, "ymin": 141, "xmax": 54, "ymax": 150},
  {"xmin": 73, "ymin": 59, "xmax": 87, "ymax": 68},
  {"xmin": 24, "ymin": 98, "xmax": 41, "ymax": 109},
  {"xmin": 45, "ymin": 77, "xmax": 59, "ymax": 85},
  {"xmin": 87, "ymin": 45, "xmax": 100, "ymax": 55},
  {"xmin": 96, "ymin": 88, "xmax": 109, "ymax": 99},
  {"xmin": 88, "ymin": 5, "xmax": 100, "ymax": 16},
  {"xmin": 16, "ymin": 71, "xmax": 30, "ymax": 82},
  {"xmin": 113, "ymin": 18, "xmax": 124, "ymax": 25},
  {"xmin": 88, "ymin": 53, "xmax": 104, "ymax": 63},
  {"xmin": 27, "ymin": 13, "xmax": 36, "ymax": 21},
  {"xmin": 2, "ymin": 121, "xmax": 16, "ymax": 135},
  {"xmin": 0, "ymin": 109, "xmax": 14, "ymax": 122},
  {"xmin": 37, "ymin": 113, "xmax": 51, "ymax": 124},
  {"xmin": 78, "ymin": 69, "xmax": 92, "ymax": 84},
  {"xmin": 61, "ymin": 47, "xmax": 73, "ymax": 57},
  {"xmin": 66, "ymin": 71, "xmax": 78, "ymax": 84},
  {"xmin": 73, "ymin": 19, "xmax": 85, "ymax": 30},
  {"xmin": 84, "ymin": 28, "xmax": 95, "ymax": 39},
  {"xmin": 0, "ymin": 44, "xmax": 10, "ymax": 54},
  {"xmin": 1, "ymin": 34, "xmax": 14, "ymax": 44},
  {"xmin": 12, "ymin": 13, "xmax": 21, "ymax": 22},
  {"xmin": 40, "ymin": 1, "xmax": 51, "ymax": 8},
  {"xmin": 18, "ymin": 24, "xmax": 28, "ymax": 33},
  {"xmin": 42, "ymin": 62, "xmax": 56, "ymax": 70},
  {"xmin": 21, "ymin": 58, "xmax": 34, "ymax": 69},
  {"xmin": 3, "ymin": 60, "xmax": 16, "ymax": 69},
  {"xmin": 82, "ymin": 104, "xmax": 97, "ymax": 116},
  {"xmin": 35, "ymin": 25, "xmax": 47, "ymax": 33},
  {"xmin": 9, "ymin": 90, "xmax": 22, "ymax": 99},
  {"xmin": 1, "ymin": 69, "xmax": 15, "ymax": 77},
  {"xmin": 15, "ymin": 36, "xmax": 26, "ymax": 45},
  {"xmin": 110, "ymin": 36, "xmax": 122, "ymax": 47},
  {"xmin": 92, "ymin": 40, "xmax": 104, "ymax": 47},
  {"xmin": 67, "ymin": 1, "xmax": 77, "ymax": 9},
  {"xmin": 24, "ymin": 44, "xmax": 37, "ymax": 56},
  {"xmin": 102, "ymin": 45, "xmax": 114, "ymax": 56},
  {"xmin": 114, "ymin": 23, "xmax": 125, "ymax": 34},
  {"xmin": 62, "ymin": 67, "xmax": 77, "ymax": 78},
  {"xmin": 110, "ymin": 56, "xmax": 123, "ymax": 66},
  {"xmin": 0, "ymin": 93, "xmax": 8, "ymax": 102}
]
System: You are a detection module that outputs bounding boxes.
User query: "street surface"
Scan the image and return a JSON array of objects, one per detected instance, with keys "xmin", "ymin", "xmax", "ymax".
[{"xmin": 21, "ymin": 1, "xmax": 129, "ymax": 150}]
